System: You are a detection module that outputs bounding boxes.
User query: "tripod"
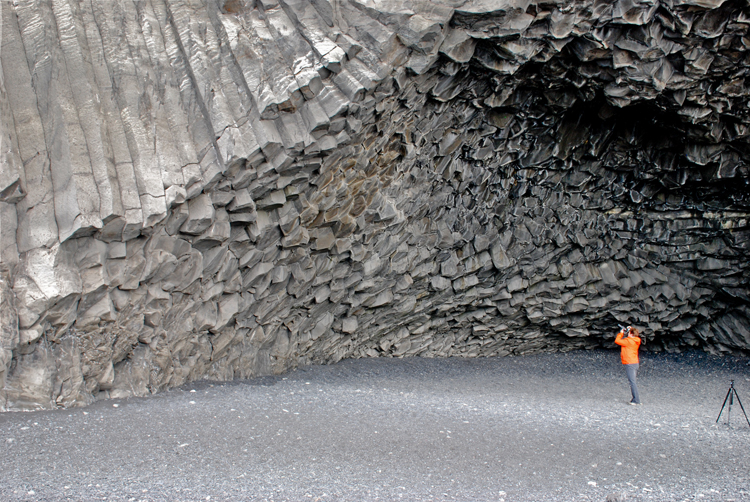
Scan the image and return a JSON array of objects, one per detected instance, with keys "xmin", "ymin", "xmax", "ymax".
[{"xmin": 715, "ymin": 380, "xmax": 750, "ymax": 428}]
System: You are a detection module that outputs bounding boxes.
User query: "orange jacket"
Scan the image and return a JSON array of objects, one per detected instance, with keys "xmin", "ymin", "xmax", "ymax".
[{"xmin": 615, "ymin": 332, "xmax": 641, "ymax": 365}]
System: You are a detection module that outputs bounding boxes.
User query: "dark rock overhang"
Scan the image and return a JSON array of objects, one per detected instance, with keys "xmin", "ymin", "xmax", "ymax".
[{"xmin": 0, "ymin": 0, "xmax": 748, "ymax": 410}]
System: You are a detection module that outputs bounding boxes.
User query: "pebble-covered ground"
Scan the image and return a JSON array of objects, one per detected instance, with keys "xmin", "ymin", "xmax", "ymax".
[{"xmin": 1, "ymin": 349, "xmax": 749, "ymax": 502}]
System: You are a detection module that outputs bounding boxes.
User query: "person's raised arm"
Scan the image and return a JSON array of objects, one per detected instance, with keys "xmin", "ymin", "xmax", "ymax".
[{"xmin": 615, "ymin": 330, "xmax": 625, "ymax": 346}]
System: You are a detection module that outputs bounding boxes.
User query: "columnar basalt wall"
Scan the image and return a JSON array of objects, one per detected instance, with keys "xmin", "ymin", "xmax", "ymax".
[{"xmin": 0, "ymin": 0, "xmax": 748, "ymax": 410}]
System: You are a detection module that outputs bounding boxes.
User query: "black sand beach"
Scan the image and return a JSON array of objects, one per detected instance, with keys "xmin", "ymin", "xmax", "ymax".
[{"xmin": 1, "ymin": 350, "xmax": 749, "ymax": 502}]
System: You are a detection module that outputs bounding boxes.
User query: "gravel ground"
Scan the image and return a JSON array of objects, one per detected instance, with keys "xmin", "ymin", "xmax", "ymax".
[{"xmin": 1, "ymin": 349, "xmax": 749, "ymax": 502}]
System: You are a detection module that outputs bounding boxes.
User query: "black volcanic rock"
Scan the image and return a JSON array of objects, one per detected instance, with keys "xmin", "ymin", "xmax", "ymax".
[{"xmin": 0, "ymin": 0, "xmax": 748, "ymax": 410}]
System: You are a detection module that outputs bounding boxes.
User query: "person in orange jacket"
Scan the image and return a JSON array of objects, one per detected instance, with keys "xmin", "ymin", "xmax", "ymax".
[{"xmin": 615, "ymin": 325, "xmax": 642, "ymax": 405}]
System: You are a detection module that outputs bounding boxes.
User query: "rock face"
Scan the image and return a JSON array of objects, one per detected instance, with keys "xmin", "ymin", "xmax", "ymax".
[{"xmin": 0, "ymin": 0, "xmax": 748, "ymax": 410}]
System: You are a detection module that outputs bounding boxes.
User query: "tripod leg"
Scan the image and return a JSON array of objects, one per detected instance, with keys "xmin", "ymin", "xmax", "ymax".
[
  {"xmin": 716, "ymin": 387, "xmax": 732, "ymax": 423},
  {"xmin": 732, "ymin": 389, "xmax": 750, "ymax": 428},
  {"xmin": 728, "ymin": 391, "xmax": 732, "ymax": 425}
]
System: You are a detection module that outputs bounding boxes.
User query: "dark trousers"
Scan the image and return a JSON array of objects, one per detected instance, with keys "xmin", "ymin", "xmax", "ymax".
[{"xmin": 625, "ymin": 363, "xmax": 640, "ymax": 404}]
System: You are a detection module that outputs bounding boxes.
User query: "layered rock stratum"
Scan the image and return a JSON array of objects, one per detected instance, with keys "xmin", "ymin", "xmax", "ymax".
[{"xmin": 0, "ymin": 0, "xmax": 748, "ymax": 410}]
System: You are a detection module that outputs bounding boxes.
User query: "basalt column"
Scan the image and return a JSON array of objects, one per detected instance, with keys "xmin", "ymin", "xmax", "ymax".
[{"xmin": 0, "ymin": 0, "xmax": 748, "ymax": 410}]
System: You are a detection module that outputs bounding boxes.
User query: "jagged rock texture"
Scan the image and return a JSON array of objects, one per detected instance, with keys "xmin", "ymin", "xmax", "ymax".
[{"xmin": 0, "ymin": 0, "xmax": 748, "ymax": 410}]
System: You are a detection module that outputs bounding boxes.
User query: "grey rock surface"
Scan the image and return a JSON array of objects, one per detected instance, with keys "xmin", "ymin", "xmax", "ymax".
[{"xmin": 0, "ymin": 0, "xmax": 749, "ymax": 409}]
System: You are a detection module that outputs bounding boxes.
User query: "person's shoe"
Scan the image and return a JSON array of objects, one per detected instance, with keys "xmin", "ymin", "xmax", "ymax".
[{"xmin": 629, "ymin": 402, "xmax": 638, "ymax": 406}]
